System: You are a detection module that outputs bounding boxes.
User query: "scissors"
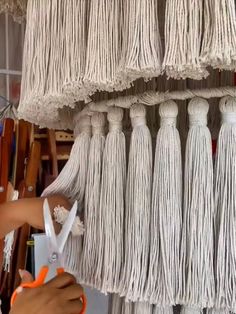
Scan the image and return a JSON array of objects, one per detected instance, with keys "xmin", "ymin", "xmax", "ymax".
[{"xmin": 11, "ymin": 199, "xmax": 87, "ymax": 314}]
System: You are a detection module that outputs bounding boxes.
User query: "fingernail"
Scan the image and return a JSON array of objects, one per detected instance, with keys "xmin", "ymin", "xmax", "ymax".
[{"xmin": 19, "ymin": 269, "xmax": 25, "ymax": 279}]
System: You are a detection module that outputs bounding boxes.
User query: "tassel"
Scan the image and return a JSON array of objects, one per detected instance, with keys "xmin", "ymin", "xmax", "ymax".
[
  {"xmin": 62, "ymin": 0, "xmax": 90, "ymax": 103},
  {"xmin": 84, "ymin": 0, "xmax": 123, "ymax": 93},
  {"xmin": 163, "ymin": 0, "xmax": 208, "ymax": 79},
  {"xmin": 214, "ymin": 96, "xmax": 236, "ymax": 312},
  {"xmin": 42, "ymin": 114, "xmax": 91, "ymax": 205},
  {"xmin": 109, "ymin": 295, "xmax": 124, "ymax": 314},
  {"xmin": 153, "ymin": 306, "xmax": 174, "ymax": 314},
  {"xmin": 133, "ymin": 302, "xmax": 152, "ymax": 314},
  {"xmin": 181, "ymin": 307, "xmax": 203, "ymax": 314},
  {"xmin": 145, "ymin": 101, "xmax": 182, "ymax": 306},
  {"xmin": 94, "ymin": 107, "xmax": 126, "ymax": 293},
  {"xmin": 205, "ymin": 1, "xmax": 236, "ymax": 70},
  {"xmin": 79, "ymin": 112, "xmax": 106, "ymax": 286},
  {"xmin": 179, "ymin": 98, "xmax": 215, "ymax": 310},
  {"xmin": 206, "ymin": 309, "xmax": 231, "ymax": 314},
  {"xmin": 119, "ymin": 104, "xmax": 152, "ymax": 302},
  {"xmin": 118, "ymin": 0, "xmax": 162, "ymax": 85}
]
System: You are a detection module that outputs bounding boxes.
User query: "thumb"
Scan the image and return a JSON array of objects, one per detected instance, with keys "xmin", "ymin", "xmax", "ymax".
[{"xmin": 19, "ymin": 269, "xmax": 34, "ymax": 283}]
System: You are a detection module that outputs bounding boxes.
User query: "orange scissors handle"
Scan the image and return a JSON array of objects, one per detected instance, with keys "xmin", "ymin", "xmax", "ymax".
[{"xmin": 11, "ymin": 266, "xmax": 87, "ymax": 314}]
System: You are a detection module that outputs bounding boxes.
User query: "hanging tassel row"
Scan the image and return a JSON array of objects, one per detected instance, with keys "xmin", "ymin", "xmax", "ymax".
[
  {"xmin": 43, "ymin": 96, "xmax": 236, "ymax": 314},
  {"xmin": 18, "ymin": 0, "xmax": 236, "ymax": 128}
]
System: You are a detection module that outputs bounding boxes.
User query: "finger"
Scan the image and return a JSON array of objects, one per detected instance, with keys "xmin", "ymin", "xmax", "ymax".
[
  {"xmin": 61, "ymin": 284, "xmax": 84, "ymax": 300},
  {"xmin": 19, "ymin": 269, "xmax": 34, "ymax": 283},
  {"xmin": 45, "ymin": 272, "xmax": 76, "ymax": 289},
  {"xmin": 66, "ymin": 299, "xmax": 83, "ymax": 314}
]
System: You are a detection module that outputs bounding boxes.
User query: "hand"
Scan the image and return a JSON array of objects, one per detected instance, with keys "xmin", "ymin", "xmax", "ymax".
[{"xmin": 10, "ymin": 270, "xmax": 84, "ymax": 314}]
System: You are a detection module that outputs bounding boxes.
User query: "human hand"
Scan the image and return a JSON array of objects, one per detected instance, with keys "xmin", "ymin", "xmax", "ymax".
[{"xmin": 10, "ymin": 270, "xmax": 84, "ymax": 314}]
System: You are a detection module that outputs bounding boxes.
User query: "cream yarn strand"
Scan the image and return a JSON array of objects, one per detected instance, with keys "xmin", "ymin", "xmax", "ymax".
[
  {"xmin": 214, "ymin": 97, "xmax": 236, "ymax": 313},
  {"xmin": 145, "ymin": 101, "xmax": 182, "ymax": 307},
  {"xmin": 119, "ymin": 104, "xmax": 152, "ymax": 302},
  {"xmin": 95, "ymin": 107, "xmax": 126, "ymax": 293},
  {"xmin": 42, "ymin": 115, "xmax": 91, "ymax": 205},
  {"xmin": 179, "ymin": 98, "xmax": 215, "ymax": 312},
  {"xmin": 79, "ymin": 113, "xmax": 106, "ymax": 286}
]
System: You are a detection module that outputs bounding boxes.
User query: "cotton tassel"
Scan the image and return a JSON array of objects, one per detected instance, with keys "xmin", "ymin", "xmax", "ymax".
[
  {"xmin": 62, "ymin": 0, "xmax": 91, "ymax": 103},
  {"xmin": 94, "ymin": 107, "xmax": 126, "ymax": 293},
  {"xmin": 119, "ymin": 104, "xmax": 152, "ymax": 302},
  {"xmin": 206, "ymin": 309, "xmax": 231, "ymax": 314},
  {"xmin": 42, "ymin": 114, "xmax": 91, "ymax": 205},
  {"xmin": 3, "ymin": 190, "xmax": 19, "ymax": 272},
  {"xmin": 109, "ymin": 295, "xmax": 124, "ymax": 314},
  {"xmin": 205, "ymin": 1, "xmax": 236, "ymax": 70},
  {"xmin": 214, "ymin": 96, "xmax": 236, "ymax": 313},
  {"xmin": 163, "ymin": 0, "xmax": 208, "ymax": 79},
  {"xmin": 84, "ymin": 0, "xmax": 124, "ymax": 93},
  {"xmin": 181, "ymin": 307, "xmax": 203, "ymax": 314},
  {"xmin": 145, "ymin": 101, "xmax": 182, "ymax": 307},
  {"xmin": 133, "ymin": 302, "xmax": 152, "ymax": 314},
  {"xmin": 179, "ymin": 98, "xmax": 215, "ymax": 312},
  {"xmin": 79, "ymin": 112, "xmax": 106, "ymax": 286},
  {"xmin": 117, "ymin": 0, "xmax": 162, "ymax": 85},
  {"xmin": 18, "ymin": 0, "xmax": 75, "ymax": 129},
  {"xmin": 153, "ymin": 306, "xmax": 174, "ymax": 314}
]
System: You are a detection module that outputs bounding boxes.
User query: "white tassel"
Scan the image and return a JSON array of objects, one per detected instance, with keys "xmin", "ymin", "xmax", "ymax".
[
  {"xmin": 122, "ymin": 301, "xmax": 133, "ymax": 314},
  {"xmin": 153, "ymin": 306, "xmax": 174, "ymax": 314},
  {"xmin": 163, "ymin": 0, "xmax": 208, "ymax": 79},
  {"xmin": 118, "ymin": 0, "xmax": 162, "ymax": 85},
  {"xmin": 214, "ymin": 96, "xmax": 236, "ymax": 313},
  {"xmin": 84, "ymin": 0, "xmax": 123, "ymax": 93},
  {"xmin": 133, "ymin": 302, "xmax": 152, "ymax": 314},
  {"xmin": 145, "ymin": 101, "xmax": 182, "ymax": 306},
  {"xmin": 109, "ymin": 295, "xmax": 124, "ymax": 314},
  {"xmin": 3, "ymin": 190, "xmax": 19, "ymax": 272},
  {"xmin": 181, "ymin": 307, "xmax": 203, "ymax": 314},
  {"xmin": 205, "ymin": 1, "xmax": 236, "ymax": 70},
  {"xmin": 42, "ymin": 114, "xmax": 91, "ymax": 205},
  {"xmin": 206, "ymin": 309, "xmax": 231, "ymax": 314},
  {"xmin": 179, "ymin": 98, "xmax": 215, "ymax": 309},
  {"xmin": 119, "ymin": 104, "xmax": 152, "ymax": 302},
  {"xmin": 95, "ymin": 107, "xmax": 126, "ymax": 294},
  {"xmin": 62, "ymin": 0, "xmax": 90, "ymax": 103},
  {"xmin": 79, "ymin": 112, "xmax": 106, "ymax": 286}
]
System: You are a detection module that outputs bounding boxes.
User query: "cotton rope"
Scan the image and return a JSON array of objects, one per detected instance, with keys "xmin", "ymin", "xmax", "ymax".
[
  {"xmin": 94, "ymin": 107, "xmax": 126, "ymax": 293},
  {"xmin": 117, "ymin": 0, "xmax": 162, "ymax": 85},
  {"xmin": 179, "ymin": 98, "xmax": 215, "ymax": 312},
  {"xmin": 214, "ymin": 96, "xmax": 236, "ymax": 313},
  {"xmin": 80, "ymin": 86, "xmax": 236, "ymax": 121},
  {"xmin": 42, "ymin": 114, "xmax": 91, "ymax": 205},
  {"xmin": 118, "ymin": 104, "xmax": 152, "ymax": 302},
  {"xmin": 145, "ymin": 100, "xmax": 182, "ymax": 307},
  {"xmin": 79, "ymin": 112, "xmax": 106, "ymax": 287}
]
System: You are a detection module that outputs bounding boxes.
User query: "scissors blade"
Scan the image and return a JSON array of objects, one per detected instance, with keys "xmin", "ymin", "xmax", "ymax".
[
  {"xmin": 57, "ymin": 201, "xmax": 78, "ymax": 254},
  {"xmin": 43, "ymin": 199, "xmax": 58, "ymax": 252}
]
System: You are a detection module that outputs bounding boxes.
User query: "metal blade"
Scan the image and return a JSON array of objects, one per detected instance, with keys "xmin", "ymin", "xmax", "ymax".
[
  {"xmin": 43, "ymin": 198, "xmax": 58, "ymax": 253},
  {"xmin": 57, "ymin": 201, "xmax": 78, "ymax": 253}
]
